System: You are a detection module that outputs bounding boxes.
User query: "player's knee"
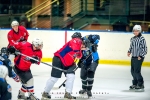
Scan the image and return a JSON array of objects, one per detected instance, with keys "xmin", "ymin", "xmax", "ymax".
[
  {"xmin": 89, "ymin": 62, "xmax": 98, "ymax": 72},
  {"xmin": 23, "ymin": 78, "xmax": 34, "ymax": 93},
  {"xmin": 66, "ymin": 73, "xmax": 75, "ymax": 80},
  {"xmin": 134, "ymin": 68, "xmax": 140, "ymax": 73},
  {"xmin": 26, "ymin": 78, "xmax": 34, "ymax": 86},
  {"xmin": 50, "ymin": 77, "xmax": 59, "ymax": 83},
  {"xmin": 80, "ymin": 69, "xmax": 87, "ymax": 79},
  {"xmin": 88, "ymin": 71, "xmax": 95, "ymax": 77},
  {"xmin": 80, "ymin": 74, "xmax": 86, "ymax": 79}
]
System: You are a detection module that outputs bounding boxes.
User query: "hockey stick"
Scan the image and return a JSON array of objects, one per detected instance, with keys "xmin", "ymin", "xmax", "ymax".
[
  {"xmin": 52, "ymin": 52, "xmax": 92, "ymax": 90},
  {"xmin": 15, "ymin": 52, "xmax": 92, "ymax": 90},
  {"xmin": 15, "ymin": 52, "xmax": 67, "ymax": 72}
]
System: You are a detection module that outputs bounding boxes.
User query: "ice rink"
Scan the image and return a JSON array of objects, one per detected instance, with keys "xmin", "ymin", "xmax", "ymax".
[{"xmin": 7, "ymin": 63, "xmax": 150, "ymax": 100}]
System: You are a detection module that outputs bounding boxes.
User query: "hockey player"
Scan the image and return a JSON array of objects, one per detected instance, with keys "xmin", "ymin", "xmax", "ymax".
[
  {"xmin": 78, "ymin": 34, "xmax": 100, "ymax": 97},
  {"xmin": 0, "ymin": 47, "xmax": 19, "ymax": 82},
  {"xmin": 7, "ymin": 20, "xmax": 29, "ymax": 46},
  {"xmin": 41, "ymin": 32, "xmax": 83, "ymax": 100},
  {"xmin": 127, "ymin": 25, "xmax": 147, "ymax": 91},
  {"xmin": 0, "ymin": 64, "xmax": 12, "ymax": 100},
  {"xmin": 7, "ymin": 38, "xmax": 43, "ymax": 100},
  {"xmin": 7, "ymin": 20, "xmax": 29, "ymax": 66}
]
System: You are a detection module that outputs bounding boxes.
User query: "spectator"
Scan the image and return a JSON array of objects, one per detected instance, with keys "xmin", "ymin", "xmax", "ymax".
[{"xmin": 20, "ymin": 14, "xmax": 28, "ymax": 28}]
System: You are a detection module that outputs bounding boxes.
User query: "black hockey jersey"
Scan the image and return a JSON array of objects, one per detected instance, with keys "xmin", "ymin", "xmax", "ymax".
[{"xmin": 0, "ymin": 78, "xmax": 12, "ymax": 100}]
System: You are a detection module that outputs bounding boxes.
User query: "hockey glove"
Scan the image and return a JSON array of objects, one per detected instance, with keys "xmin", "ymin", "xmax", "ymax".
[
  {"xmin": 30, "ymin": 56, "xmax": 39, "ymax": 64},
  {"xmin": 7, "ymin": 46, "xmax": 16, "ymax": 54}
]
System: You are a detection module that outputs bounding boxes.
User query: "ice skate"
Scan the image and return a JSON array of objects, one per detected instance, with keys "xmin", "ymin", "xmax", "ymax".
[
  {"xmin": 87, "ymin": 90, "xmax": 92, "ymax": 98},
  {"xmin": 64, "ymin": 92, "xmax": 76, "ymax": 100},
  {"xmin": 135, "ymin": 85, "xmax": 144, "ymax": 92},
  {"xmin": 129, "ymin": 85, "xmax": 136, "ymax": 90},
  {"xmin": 17, "ymin": 90, "xmax": 28, "ymax": 100},
  {"xmin": 41, "ymin": 92, "xmax": 51, "ymax": 100},
  {"xmin": 79, "ymin": 89, "xmax": 87, "ymax": 94}
]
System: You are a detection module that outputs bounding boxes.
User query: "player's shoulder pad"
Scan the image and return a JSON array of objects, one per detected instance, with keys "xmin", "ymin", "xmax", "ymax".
[
  {"xmin": 7, "ymin": 29, "xmax": 13, "ymax": 35},
  {"xmin": 19, "ymin": 25, "xmax": 26, "ymax": 31},
  {"xmin": 71, "ymin": 38, "xmax": 82, "ymax": 44}
]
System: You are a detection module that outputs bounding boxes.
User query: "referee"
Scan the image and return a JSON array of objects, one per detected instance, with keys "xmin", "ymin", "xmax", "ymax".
[{"xmin": 127, "ymin": 25, "xmax": 147, "ymax": 90}]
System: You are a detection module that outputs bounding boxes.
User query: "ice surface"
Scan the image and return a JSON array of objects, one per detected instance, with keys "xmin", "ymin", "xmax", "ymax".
[{"xmin": 7, "ymin": 63, "xmax": 150, "ymax": 100}]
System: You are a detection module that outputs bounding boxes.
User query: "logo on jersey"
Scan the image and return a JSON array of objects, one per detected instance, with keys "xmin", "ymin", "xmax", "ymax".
[
  {"xmin": 24, "ymin": 57, "xmax": 30, "ymax": 61},
  {"xmin": 7, "ymin": 84, "xmax": 12, "ymax": 93}
]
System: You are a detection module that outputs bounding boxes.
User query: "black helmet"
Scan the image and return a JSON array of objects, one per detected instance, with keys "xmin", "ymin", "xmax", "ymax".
[
  {"xmin": 71, "ymin": 32, "xmax": 82, "ymax": 38},
  {"xmin": 1, "ymin": 47, "xmax": 7, "ymax": 55}
]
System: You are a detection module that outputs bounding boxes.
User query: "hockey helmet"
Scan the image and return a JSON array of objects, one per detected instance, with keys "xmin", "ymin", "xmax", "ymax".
[
  {"xmin": 0, "ymin": 65, "xmax": 8, "ymax": 78},
  {"xmin": 0, "ymin": 47, "xmax": 7, "ymax": 56},
  {"xmin": 11, "ymin": 20, "xmax": 19, "ymax": 27},
  {"xmin": 71, "ymin": 32, "xmax": 82, "ymax": 38},
  {"xmin": 133, "ymin": 25, "xmax": 142, "ymax": 33},
  {"xmin": 32, "ymin": 38, "xmax": 43, "ymax": 49}
]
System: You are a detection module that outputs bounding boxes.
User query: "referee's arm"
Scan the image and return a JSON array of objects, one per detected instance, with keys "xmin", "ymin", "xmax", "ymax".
[
  {"xmin": 140, "ymin": 38, "xmax": 147, "ymax": 57},
  {"xmin": 128, "ymin": 38, "xmax": 133, "ymax": 53}
]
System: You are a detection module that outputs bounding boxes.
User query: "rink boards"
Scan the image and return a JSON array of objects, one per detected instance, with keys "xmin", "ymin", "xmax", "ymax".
[{"xmin": 0, "ymin": 29, "xmax": 150, "ymax": 66}]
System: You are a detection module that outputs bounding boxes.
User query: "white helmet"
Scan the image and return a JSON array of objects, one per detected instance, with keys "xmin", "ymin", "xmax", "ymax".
[
  {"xmin": 32, "ymin": 38, "xmax": 43, "ymax": 49},
  {"xmin": 0, "ymin": 65, "xmax": 8, "ymax": 78},
  {"xmin": 133, "ymin": 25, "xmax": 142, "ymax": 32},
  {"xmin": 11, "ymin": 20, "xmax": 19, "ymax": 27}
]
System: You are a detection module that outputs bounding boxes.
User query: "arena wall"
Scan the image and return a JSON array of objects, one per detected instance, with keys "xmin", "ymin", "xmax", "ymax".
[{"xmin": 0, "ymin": 29, "xmax": 150, "ymax": 66}]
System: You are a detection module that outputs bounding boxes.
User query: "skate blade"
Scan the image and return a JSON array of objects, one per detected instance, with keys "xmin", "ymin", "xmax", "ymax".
[
  {"xmin": 135, "ymin": 89, "xmax": 145, "ymax": 92},
  {"xmin": 41, "ymin": 97, "xmax": 51, "ymax": 100}
]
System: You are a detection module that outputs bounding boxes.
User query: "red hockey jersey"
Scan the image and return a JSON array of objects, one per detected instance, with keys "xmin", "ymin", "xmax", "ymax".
[
  {"xmin": 54, "ymin": 38, "xmax": 82, "ymax": 67},
  {"xmin": 11, "ymin": 41, "xmax": 42, "ymax": 71},
  {"xmin": 7, "ymin": 26, "xmax": 29, "ymax": 46}
]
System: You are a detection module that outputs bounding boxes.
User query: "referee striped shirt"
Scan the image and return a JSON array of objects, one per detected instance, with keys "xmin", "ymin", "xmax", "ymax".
[{"xmin": 128, "ymin": 34, "xmax": 147, "ymax": 57}]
